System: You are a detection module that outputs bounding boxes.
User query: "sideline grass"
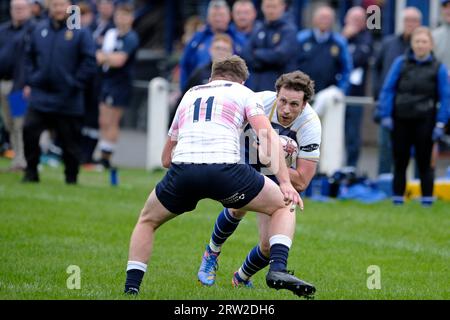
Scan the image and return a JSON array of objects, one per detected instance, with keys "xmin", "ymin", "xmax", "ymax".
[{"xmin": 0, "ymin": 159, "xmax": 449, "ymax": 300}]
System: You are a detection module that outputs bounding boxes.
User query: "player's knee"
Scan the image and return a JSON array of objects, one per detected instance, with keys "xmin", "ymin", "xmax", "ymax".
[
  {"xmin": 229, "ymin": 208, "xmax": 247, "ymax": 219},
  {"xmin": 138, "ymin": 207, "xmax": 160, "ymax": 229}
]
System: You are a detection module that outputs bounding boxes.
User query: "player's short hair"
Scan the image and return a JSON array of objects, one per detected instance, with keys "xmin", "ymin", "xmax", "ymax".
[
  {"xmin": 212, "ymin": 33, "xmax": 233, "ymax": 47},
  {"xmin": 211, "ymin": 55, "xmax": 249, "ymax": 83},
  {"xmin": 116, "ymin": 3, "xmax": 134, "ymax": 14},
  {"xmin": 275, "ymin": 71, "xmax": 315, "ymax": 103}
]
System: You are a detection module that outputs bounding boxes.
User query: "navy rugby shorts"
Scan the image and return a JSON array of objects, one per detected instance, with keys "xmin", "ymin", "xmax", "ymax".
[
  {"xmin": 155, "ymin": 163, "xmax": 265, "ymax": 215},
  {"xmin": 100, "ymin": 83, "xmax": 132, "ymax": 108}
]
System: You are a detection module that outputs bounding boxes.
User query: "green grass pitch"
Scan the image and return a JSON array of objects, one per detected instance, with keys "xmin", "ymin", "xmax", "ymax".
[{"xmin": 0, "ymin": 159, "xmax": 449, "ymax": 300}]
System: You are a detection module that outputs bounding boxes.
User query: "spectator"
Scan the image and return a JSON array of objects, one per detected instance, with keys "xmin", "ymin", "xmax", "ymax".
[
  {"xmin": 180, "ymin": 15, "xmax": 204, "ymax": 49},
  {"xmin": 0, "ymin": 0, "xmax": 34, "ymax": 171},
  {"xmin": 79, "ymin": 1, "xmax": 95, "ymax": 31},
  {"xmin": 22, "ymin": 0, "xmax": 96, "ymax": 183},
  {"xmin": 92, "ymin": 0, "xmax": 115, "ymax": 48},
  {"xmin": 179, "ymin": 0, "xmax": 245, "ymax": 90},
  {"xmin": 230, "ymin": 0, "xmax": 259, "ymax": 39},
  {"xmin": 433, "ymin": 0, "xmax": 450, "ymax": 70},
  {"xmin": 183, "ymin": 33, "xmax": 234, "ymax": 91},
  {"xmin": 79, "ymin": 1, "xmax": 100, "ymax": 165},
  {"xmin": 168, "ymin": 33, "xmax": 234, "ymax": 128},
  {"xmin": 297, "ymin": 5, "xmax": 352, "ymax": 94},
  {"xmin": 378, "ymin": 27, "xmax": 449, "ymax": 207},
  {"xmin": 342, "ymin": 6, "xmax": 373, "ymax": 168},
  {"xmin": 96, "ymin": 3, "xmax": 139, "ymax": 169},
  {"xmin": 296, "ymin": 6, "xmax": 352, "ymax": 175},
  {"xmin": 241, "ymin": 0, "xmax": 297, "ymax": 92},
  {"xmin": 30, "ymin": 0, "xmax": 46, "ymax": 21},
  {"xmin": 373, "ymin": 7, "xmax": 422, "ymax": 175}
]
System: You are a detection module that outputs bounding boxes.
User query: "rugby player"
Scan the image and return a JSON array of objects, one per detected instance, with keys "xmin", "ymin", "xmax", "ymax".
[
  {"xmin": 197, "ymin": 71, "xmax": 321, "ymax": 294},
  {"xmin": 123, "ymin": 57, "xmax": 312, "ymax": 297}
]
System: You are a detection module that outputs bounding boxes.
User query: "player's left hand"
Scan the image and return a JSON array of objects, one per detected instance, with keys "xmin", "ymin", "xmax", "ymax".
[{"xmin": 279, "ymin": 182, "xmax": 304, "ymax": 212}]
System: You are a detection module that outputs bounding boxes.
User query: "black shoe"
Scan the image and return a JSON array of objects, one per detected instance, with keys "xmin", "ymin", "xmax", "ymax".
[
  {"xmin": 22, "ymin": 172, "xmax": 39, "ymax": 183},
  {"xmin": 266, "ymin": 270, "xmax": 316, "ymax": 298},
  {"xmin": 124, "ymin": 287, "xmax": 139, "ymax": 295},
  {"xmin": 65, "ymin": 176, "xmax": 78, "ymax": 185}
]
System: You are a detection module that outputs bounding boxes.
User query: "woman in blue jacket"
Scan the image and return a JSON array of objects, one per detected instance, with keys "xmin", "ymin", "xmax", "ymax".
[{"xmin": 378, "ymin": 27, "xmax": 449, "ymax": 206}]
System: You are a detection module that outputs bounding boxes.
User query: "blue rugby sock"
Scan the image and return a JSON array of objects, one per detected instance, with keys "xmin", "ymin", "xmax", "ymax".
[
  {"xmin": 269, "ymin": 244, "xmax": 289, "ymax": 272},
  {"xmin": 125, "ymin": 269, "xmax": 144, "ymax": 294},
  {"xmin": 209, "ymin": 208, "xmax": 241, "ymax": 252},
  {"xmin": 268, "ymin": 235, "xmax": 292, "ymax": 272},
  {"xmin": 124, "ymin": 261, "xmax": 147, "ymax": 294},
  {"xmin": 238, "ymin": 245, "xmax": 270, "ymax": 280}
]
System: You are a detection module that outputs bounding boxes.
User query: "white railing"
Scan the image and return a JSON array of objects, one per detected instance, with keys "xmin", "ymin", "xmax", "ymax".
[
  {"xmin": 144, "ymin": 76, "xmax": 378, "ymax": 171},
  {"xmin": 146, "ymin": 77, "xmax": 169, "ymax": 170}
]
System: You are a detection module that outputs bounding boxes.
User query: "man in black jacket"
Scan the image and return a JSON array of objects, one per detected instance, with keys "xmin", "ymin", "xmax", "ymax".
[{"xmin": 22, "ymin": 0, "xmax": 96, "ymax": 184}]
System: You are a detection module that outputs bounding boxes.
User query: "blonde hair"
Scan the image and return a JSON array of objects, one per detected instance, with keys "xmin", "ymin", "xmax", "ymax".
[{"xmin": 411, "ymin": 26, "xmax": 434, "ymax": 45}]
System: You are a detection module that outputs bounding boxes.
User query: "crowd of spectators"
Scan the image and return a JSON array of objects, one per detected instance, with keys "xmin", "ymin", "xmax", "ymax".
[
  {"xmin": 0, "ymin": 0, "xmax": 449, "ymax": 193},
  {"xmin": 0, "ymin": 0, "xmax": 139, "ymax": 184}
]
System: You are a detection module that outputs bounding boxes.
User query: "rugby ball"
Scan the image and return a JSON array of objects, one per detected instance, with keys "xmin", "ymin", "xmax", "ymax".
[{"xmin": 280, "ymin": 136, "xmax": 298, "ymax": 168}]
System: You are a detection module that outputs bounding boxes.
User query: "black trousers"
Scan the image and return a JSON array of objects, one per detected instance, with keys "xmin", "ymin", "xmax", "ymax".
[
  {"xmin": 391, "ymin": 115, "xmax": 435, "ymax": 197},
  {"xmin": 23, "ymin": 108, "xmax": 82, "ymax": 181}
]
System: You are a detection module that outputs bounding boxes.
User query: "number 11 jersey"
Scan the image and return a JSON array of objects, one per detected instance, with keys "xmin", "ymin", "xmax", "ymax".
[{"xmin": 169, "ymin": 80, "xmax": 265, "ymax": 164}]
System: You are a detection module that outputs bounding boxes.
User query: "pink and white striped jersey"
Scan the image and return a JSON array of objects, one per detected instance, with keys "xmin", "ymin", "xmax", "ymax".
[{"xmin": 168, "ymin": 80, "xmax": 265, "ymax": 164}]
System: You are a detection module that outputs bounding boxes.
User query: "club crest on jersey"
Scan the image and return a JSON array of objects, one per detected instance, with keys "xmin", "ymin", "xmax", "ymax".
[
  {"xmin": 272, "ymin": 33, "xmax": 281, "ymax": 44},
  {"xmin": 258, "ymin": 31, "xmax": 265, "ymax": 40},
  {"xmin": 330, "ymin": 45, "xmax": 340, "ymax": 56},
  {"xmin": 303, "ymin": 42, "xmax": 312, "ymax": 52},
  {"xmin": 65, "ymin": 30, "xmax": 73, "ymax": 41}
]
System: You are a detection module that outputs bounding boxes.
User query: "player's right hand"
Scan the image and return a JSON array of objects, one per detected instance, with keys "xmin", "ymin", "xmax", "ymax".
[{"xmin": 279, "ymin": 182, "xmax": 304, "ymax": 212}]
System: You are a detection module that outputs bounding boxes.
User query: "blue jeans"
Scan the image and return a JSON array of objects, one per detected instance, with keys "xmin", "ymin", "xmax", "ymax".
[
  {"xmin": 378, "ymin": 126, "xmax": 393, "ymax": 174},
  {"xmin": 345, "ymin": 105, "xmax": 364, "ymax": 167}
]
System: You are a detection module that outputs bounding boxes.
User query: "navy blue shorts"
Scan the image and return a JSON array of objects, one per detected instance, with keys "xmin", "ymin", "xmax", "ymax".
[
  {"xmin": 155, "ymin": 163, "xmax": 265, "ymax": 215},
  {"xmin": 251, "ymin": 164, "xmax": 279, "ymax": 184},
  {"xmin": 100, "ymin": 83, "xmax": 132, "ymax": 108}
]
